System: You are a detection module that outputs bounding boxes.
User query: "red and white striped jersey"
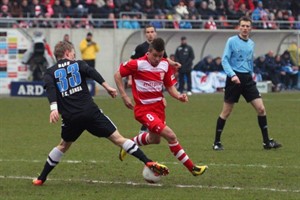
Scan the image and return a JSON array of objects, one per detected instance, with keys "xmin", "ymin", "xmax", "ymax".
[{"xmin": 119, "ymin": 55, "xmax": 177, "ymax": 105}]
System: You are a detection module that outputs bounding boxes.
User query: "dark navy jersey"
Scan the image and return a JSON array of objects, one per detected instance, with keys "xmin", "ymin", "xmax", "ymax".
[
  {"xmin": 131, "ymin": 41, "xmax": 167, "ymax": 59},
  {"xmin": 44, "ymin": 59, "xmax": 105, "ymax": 119}
]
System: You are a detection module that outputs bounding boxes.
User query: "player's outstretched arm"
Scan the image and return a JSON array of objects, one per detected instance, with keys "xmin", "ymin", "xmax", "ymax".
[
  {"xmin": 114, "ymin": 71, "xmax": 134, "ymax": 109},
  {"xmin": 166, "ymin": 86, "xmax": 188, "ymax": 103},
  {"xmin": 101, "ymin": 82, "xmax": 117, "ymax": 98}
]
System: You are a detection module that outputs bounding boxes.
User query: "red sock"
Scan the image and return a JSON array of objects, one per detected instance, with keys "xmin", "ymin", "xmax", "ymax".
[
  {"xmin": 169, "ymin": 141, "xmax": 194, "ymax": 171},
  {"xmin": 132, "ymin": 132, "xmax": 149, "ymax": 146}
]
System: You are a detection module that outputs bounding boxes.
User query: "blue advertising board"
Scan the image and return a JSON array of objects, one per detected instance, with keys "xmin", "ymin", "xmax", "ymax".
[{"xmin": 10, "ymin": 81, "xmax": 95, "ymax": 97}]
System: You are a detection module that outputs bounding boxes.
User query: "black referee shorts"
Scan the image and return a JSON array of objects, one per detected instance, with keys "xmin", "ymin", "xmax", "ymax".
[
  {"xmin": 61, "ymin": 109, "xmax": 117, "ymax": 142},
  {"xmin": 224, "ymin": 72, "xmax": 261, "ymax": 103}
]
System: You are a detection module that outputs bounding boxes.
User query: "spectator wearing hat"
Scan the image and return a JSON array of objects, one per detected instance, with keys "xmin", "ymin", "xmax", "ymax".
[
  {"xmin": 79, "ymin": 32, "xmax": 100, "ymax": 69},
  {"xmin": 174, "ymin": 36, "xmax": 195, "ymax": 95}
]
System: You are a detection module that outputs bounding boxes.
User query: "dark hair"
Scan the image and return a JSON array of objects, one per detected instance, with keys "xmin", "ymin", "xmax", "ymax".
[
  {"xmin": 144, "ymin": 24, "xmax": 156, "ymax": 33},
  {"xmin": 54, "ymin": 41, "xmax": 73, "ymax": 60},
  {"xmin": 149, "ymin": 38, "xmax": 165, "ymax": 52},
  {"xmin": 238, "ymin": 16, "xmax": 252, "ymax": 25}
]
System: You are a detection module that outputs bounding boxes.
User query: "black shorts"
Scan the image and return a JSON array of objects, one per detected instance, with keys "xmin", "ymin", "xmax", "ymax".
[
  {"xmin": 224, "ymin": 72, "xmax": 261, "ymax": 103},
  {"xmin": 61, "ymin": 109, "xmax": 117, "ymax": 142}
]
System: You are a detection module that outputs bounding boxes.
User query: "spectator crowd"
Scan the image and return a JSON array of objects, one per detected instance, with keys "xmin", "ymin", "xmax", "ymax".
[
  {"xmin": 190, "ymin": 43, "xmax": 299, "ymax": 93},
  {"xmin": 0, "ymin": 0, "xmax": 300, "ymax": 29}
]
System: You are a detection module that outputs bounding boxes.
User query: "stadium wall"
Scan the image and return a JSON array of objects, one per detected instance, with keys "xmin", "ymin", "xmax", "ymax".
[{"xmin": 1, "ymin": 28, "xmax": 299, "ymax": 94}]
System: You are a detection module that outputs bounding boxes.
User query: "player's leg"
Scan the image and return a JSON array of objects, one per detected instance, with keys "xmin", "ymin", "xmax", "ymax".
[
  {"xmin": 245, "ymin": 78, "xmax": 282, "ymax": 150},
  {"xmin": 109, "ymin": 130, "xmax": 169, "ymax": 176},
  {"xmin": 186, "ymin": 71, "xmax": 192, "ymax": 95},
  {"xmin": 159, "ymin": 125, "xmax": 207, "ymax": 176},
  {"xmin": 119, "ymin": 109, "xmax": 162, "ymax": 161},
  {"xmin": 250, "ymin": 98, "xmax": 282, "ymax": 149},
  {"xmin": 119, "ymin": 126, "xmax": 155, "ymax": 161},
  {"xmin": 32, "ymin": 139, "xmax": 72, "ymax": 186},
  {"xmin": 135, "ymin": 105, "xmax": 206, "ymax": 175},
  {"xmin": 213, "ymin": 77, "xmax": 240, "ymax": 150},
  {"xmin": 213, "ymin": 102, "xmax": 234, "ymax": 150},
  {"xmin": 178, "ymin": 72, "xmax": 185, "ymax": 93},
  {"xmin": 119, "ymin": 128, "xmax": 160, "ymax": 161},
  {"xmin": 33, "ymin": 120, "xmax": 84, "ymax": 186},
  {"xmin": 88, "ymin": 109, "xmax": 168, "ymax": 175}
]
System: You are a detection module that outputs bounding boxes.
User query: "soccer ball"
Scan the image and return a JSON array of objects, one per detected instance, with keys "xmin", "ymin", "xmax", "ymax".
[{"xmin": 142, "ymin": 165, "xmax": 161, "ymax": 183}]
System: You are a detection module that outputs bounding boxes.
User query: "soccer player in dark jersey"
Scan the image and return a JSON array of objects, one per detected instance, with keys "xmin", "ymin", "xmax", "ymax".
[
  {"xmin": 212, "ymin": 16, "xmax": 282, "ymax": 151},
  {"xmin": 32, "ymin": 41, "xmax": 169, "ymax": 186}
]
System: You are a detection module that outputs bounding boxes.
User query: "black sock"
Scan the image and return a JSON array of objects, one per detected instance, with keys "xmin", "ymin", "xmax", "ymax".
[
  {"xmin": 38, "ymin": 147, "xmax": 63, "ymax": 182},
  {"xmin": 131, "ymin": 147, "xmax": 152, "ymax": 164},
  {"xmin": 38, "ymin": 161, "xmax": 55, "ymax": 182},
  {"xmin": 123, "ymin": 140, "xmax": 152, "ymax": 164},
  {"xmin": 140, "ymin": 125, "xmax": 148, "ymax": 131},
  {"xmin": 258, "ymin": 115, "xmax": 269, "ymax": 143},
  {"xmin": 214, "ymin": 116, "xmax": 226, "ymax": 144}
]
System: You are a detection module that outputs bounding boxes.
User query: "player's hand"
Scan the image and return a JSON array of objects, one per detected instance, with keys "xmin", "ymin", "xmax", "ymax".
[
  {"xmin": 107, "ymin": 87, "xmax": 117, "ymax": 98},
  {"xmin": 178, "ymin": 93, "xmax": 188, "ymax": 102},
  {"xmin": 173, "ymin": 62, "xmax": 181, "ymax": 69},
  {"xmin": 231, "ymin": 75, "xmax": 241, "ymax": 84},
  {"xmin": 122, "ymin": 95, "xmax": 134, "ymax": 110},
  {"xmin": 49, "ymin": 110, "xmax": 60, "ymax": 123}
]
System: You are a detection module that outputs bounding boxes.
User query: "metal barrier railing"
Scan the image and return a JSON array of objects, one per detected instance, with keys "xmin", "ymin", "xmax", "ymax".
[{"xmin": 0, "ymin": 17, "xmax": 299, "ymax": 30}]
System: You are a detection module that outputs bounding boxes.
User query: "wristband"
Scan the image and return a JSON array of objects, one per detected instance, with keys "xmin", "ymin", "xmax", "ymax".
[{"xmin": 50, "ymin": 103, "xmax": 58, "ymax": 111}]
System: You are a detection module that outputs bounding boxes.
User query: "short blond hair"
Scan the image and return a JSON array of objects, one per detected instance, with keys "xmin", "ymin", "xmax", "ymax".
[{"xmin": 54, "ymin": 41, "xmax": 73, "ymax": 60}]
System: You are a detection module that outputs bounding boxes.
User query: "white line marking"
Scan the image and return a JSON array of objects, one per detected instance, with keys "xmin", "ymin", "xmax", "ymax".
[
  {"xmin": 1, "ymin": 175, "xmax": 299, "ymax": 193},
  {"xmin": 0, "ymin": 159, "xmax": 299, "ymax": 169}
]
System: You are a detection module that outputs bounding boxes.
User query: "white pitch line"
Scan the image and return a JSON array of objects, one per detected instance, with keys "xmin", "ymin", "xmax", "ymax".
[
  {"xmin": 0, "ymin": 175, "xmax": 299, "ymax": 193},
  {"xmin": 0, "ymin": 158, "xmax": 299, "ymax": 169}
]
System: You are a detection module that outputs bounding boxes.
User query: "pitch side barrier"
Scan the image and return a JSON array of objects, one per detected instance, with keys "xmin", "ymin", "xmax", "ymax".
[
  {"xmin": 0, "ymin": 28, "xmax": 298, "ymax": 95},
  {"xmin": 121, "ymin": 29, "xmax": 300, "ymax": 63}
]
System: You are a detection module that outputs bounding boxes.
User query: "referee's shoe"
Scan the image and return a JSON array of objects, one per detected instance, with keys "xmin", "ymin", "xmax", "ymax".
[{"xmin": 263, "ymin": 139, "xmax": 282, "ymax": 150}]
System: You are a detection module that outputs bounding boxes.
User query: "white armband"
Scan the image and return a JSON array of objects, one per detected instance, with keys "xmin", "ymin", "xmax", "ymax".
[{"xmin": 50, "ymin": 103, "xmax": 58, "ymax": 111}]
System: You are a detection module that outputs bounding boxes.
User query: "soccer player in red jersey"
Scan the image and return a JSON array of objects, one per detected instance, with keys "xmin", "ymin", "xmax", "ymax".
[
  {"xmin": 129, "ymin": 25, "xmax": 181, "ymax": 134},
  {"xmin": 114, "ymin": 38, "xmax": 208, "ymax": 176}
]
